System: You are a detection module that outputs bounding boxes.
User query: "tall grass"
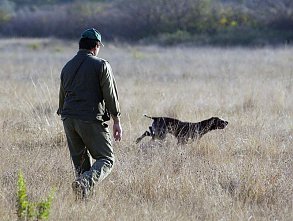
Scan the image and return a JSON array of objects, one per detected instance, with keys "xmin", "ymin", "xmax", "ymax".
[{"xmin": 0, "ymin": 39, "xmax": 292, "ymax": 220}]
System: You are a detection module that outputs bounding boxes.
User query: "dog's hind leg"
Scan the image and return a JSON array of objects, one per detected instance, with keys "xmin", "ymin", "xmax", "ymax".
[
  {"xmin": 149, "ymin": 126, "xmax": 156, "ymax": 140},
  {"xmin": 136, "ymin": 130, "xmax": 152, "ymax": 144}
]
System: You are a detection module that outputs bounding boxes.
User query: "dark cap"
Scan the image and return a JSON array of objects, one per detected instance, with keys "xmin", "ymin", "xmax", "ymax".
[{"xmin": 81, "ymin": 28, "xmax": 104, "ymax": 46}]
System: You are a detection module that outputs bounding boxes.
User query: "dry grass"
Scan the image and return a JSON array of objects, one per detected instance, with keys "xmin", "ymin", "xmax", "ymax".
[{"xmin": 0, "ymin": 38, "xmax": 292, "ymax": 220}]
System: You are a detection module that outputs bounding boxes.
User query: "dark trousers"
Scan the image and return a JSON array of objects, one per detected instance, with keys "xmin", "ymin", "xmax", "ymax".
[{"xmin": 63, "ymin": 118, "xmax": 114, "ymax": 187}]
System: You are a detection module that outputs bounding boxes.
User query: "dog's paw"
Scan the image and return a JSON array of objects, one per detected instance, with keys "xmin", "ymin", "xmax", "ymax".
[{"xmin": 135, "ymin": 138, "xmax": 142, "ymax": 144}]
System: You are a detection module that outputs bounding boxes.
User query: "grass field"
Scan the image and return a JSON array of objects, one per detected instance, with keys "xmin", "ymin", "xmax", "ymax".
[{"xmin": 0, "ymin": 38, "xmax": 292, "ymax": 220}]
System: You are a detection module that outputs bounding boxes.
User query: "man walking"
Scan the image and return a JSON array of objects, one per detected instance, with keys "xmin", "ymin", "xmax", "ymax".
[{"xmin": 57, "ymin": 28, "xmax": 122, "ymax": 198}]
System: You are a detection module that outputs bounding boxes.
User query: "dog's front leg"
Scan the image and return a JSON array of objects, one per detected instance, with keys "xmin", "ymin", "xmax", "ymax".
[{"xmin": 177, "ymin": 136, "xmax": 188, "ymax": 145}]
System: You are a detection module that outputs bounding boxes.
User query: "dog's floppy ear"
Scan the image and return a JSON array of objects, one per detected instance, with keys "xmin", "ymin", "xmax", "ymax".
[
  {"xmin": 208, "ymin": 117, "xmax": 222, "ymax": 129},
  {"xmin": 209, "ymin": 117, "xmax": 217, "ymax": 124},
  {"xmin": 204, "ymin": 117, "xmax": 215, "ymax": 129}
]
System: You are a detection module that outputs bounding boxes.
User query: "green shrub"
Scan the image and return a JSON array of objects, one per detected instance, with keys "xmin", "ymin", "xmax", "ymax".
[
  {"xmin": 17, "ymin": 171, "xmax": 29, "ymax": 219},
  {"xmin": 156, "ymin": 30, "xmax": 192, "ymax": 45},
  {"xmin": 16, "ymin": 171, "xmax": 54, "ymax": 221}
]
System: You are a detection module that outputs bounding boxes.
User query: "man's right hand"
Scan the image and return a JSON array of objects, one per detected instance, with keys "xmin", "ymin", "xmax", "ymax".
[{"xmin": 113, "ymin": 122, "xmax": 122, "ymax": 141}]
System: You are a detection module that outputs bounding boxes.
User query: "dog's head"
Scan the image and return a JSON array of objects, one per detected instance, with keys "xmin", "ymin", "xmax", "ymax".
[{"xmin": 209, "ymin": 117, "xmax": 228, "ymax": 130}]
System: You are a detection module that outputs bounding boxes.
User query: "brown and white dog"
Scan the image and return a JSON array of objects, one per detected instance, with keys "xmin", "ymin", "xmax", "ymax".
[{"xmin": 136, "ymin": 115, "xmax": 228, "ymax": 144}]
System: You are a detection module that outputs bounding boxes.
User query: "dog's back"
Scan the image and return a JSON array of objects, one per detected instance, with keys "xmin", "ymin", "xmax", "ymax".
[{"xmin": 144, "ymin": 115, "xmax": 181, "ymax": 129}]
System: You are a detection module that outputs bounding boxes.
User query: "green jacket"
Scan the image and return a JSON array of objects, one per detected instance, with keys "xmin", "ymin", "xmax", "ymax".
[{"xmin": 58, "ymin": 50, "xmax": 120, "ymax": 122}]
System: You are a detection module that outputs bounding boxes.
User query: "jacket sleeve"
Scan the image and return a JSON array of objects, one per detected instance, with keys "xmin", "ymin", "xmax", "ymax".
[
  {"xmin": 99, "ymin": 61, "xmax": 121, "ymax": 117},
  {"xmin": 57, "ymin": 77, "xmax": 65, "ymax": 115}
]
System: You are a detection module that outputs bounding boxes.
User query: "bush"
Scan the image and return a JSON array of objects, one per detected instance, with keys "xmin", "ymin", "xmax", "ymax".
[
  {"xmin": 17, "ymin": 171, "xmax": 54, "ymax": 221},
  {"xmin": 0, "ymin": 0, "xmax": 15, "ymax": 23},
  {"xmin": 155, "ymin": 30, "xmax": 193, "ymax": 45}
]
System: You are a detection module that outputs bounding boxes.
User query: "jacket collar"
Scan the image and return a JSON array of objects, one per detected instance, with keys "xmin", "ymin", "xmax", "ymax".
[{"xmin": 77, "ymin": 49, "xmax": 94, "ymax": 56}]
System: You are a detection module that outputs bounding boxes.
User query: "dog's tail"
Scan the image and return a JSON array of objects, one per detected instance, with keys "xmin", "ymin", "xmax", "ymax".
[{"xmin": 144, "ymin": 114, "xmax": 154, "ymax": 119}]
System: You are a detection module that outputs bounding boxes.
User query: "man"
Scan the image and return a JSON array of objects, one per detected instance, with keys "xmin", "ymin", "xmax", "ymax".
[{"xmin": 57, "ymin": 28, "xmax": 122, "ymax": 198}]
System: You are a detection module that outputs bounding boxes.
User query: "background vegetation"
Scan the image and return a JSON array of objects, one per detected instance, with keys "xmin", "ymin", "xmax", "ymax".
[
  {"xmin": 0, "ymin": 0, "xmax": 293, "ymax": 45},
  {"xmin": 0, "ymin": 38, "xmax": 292, "ymax": 220}
]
